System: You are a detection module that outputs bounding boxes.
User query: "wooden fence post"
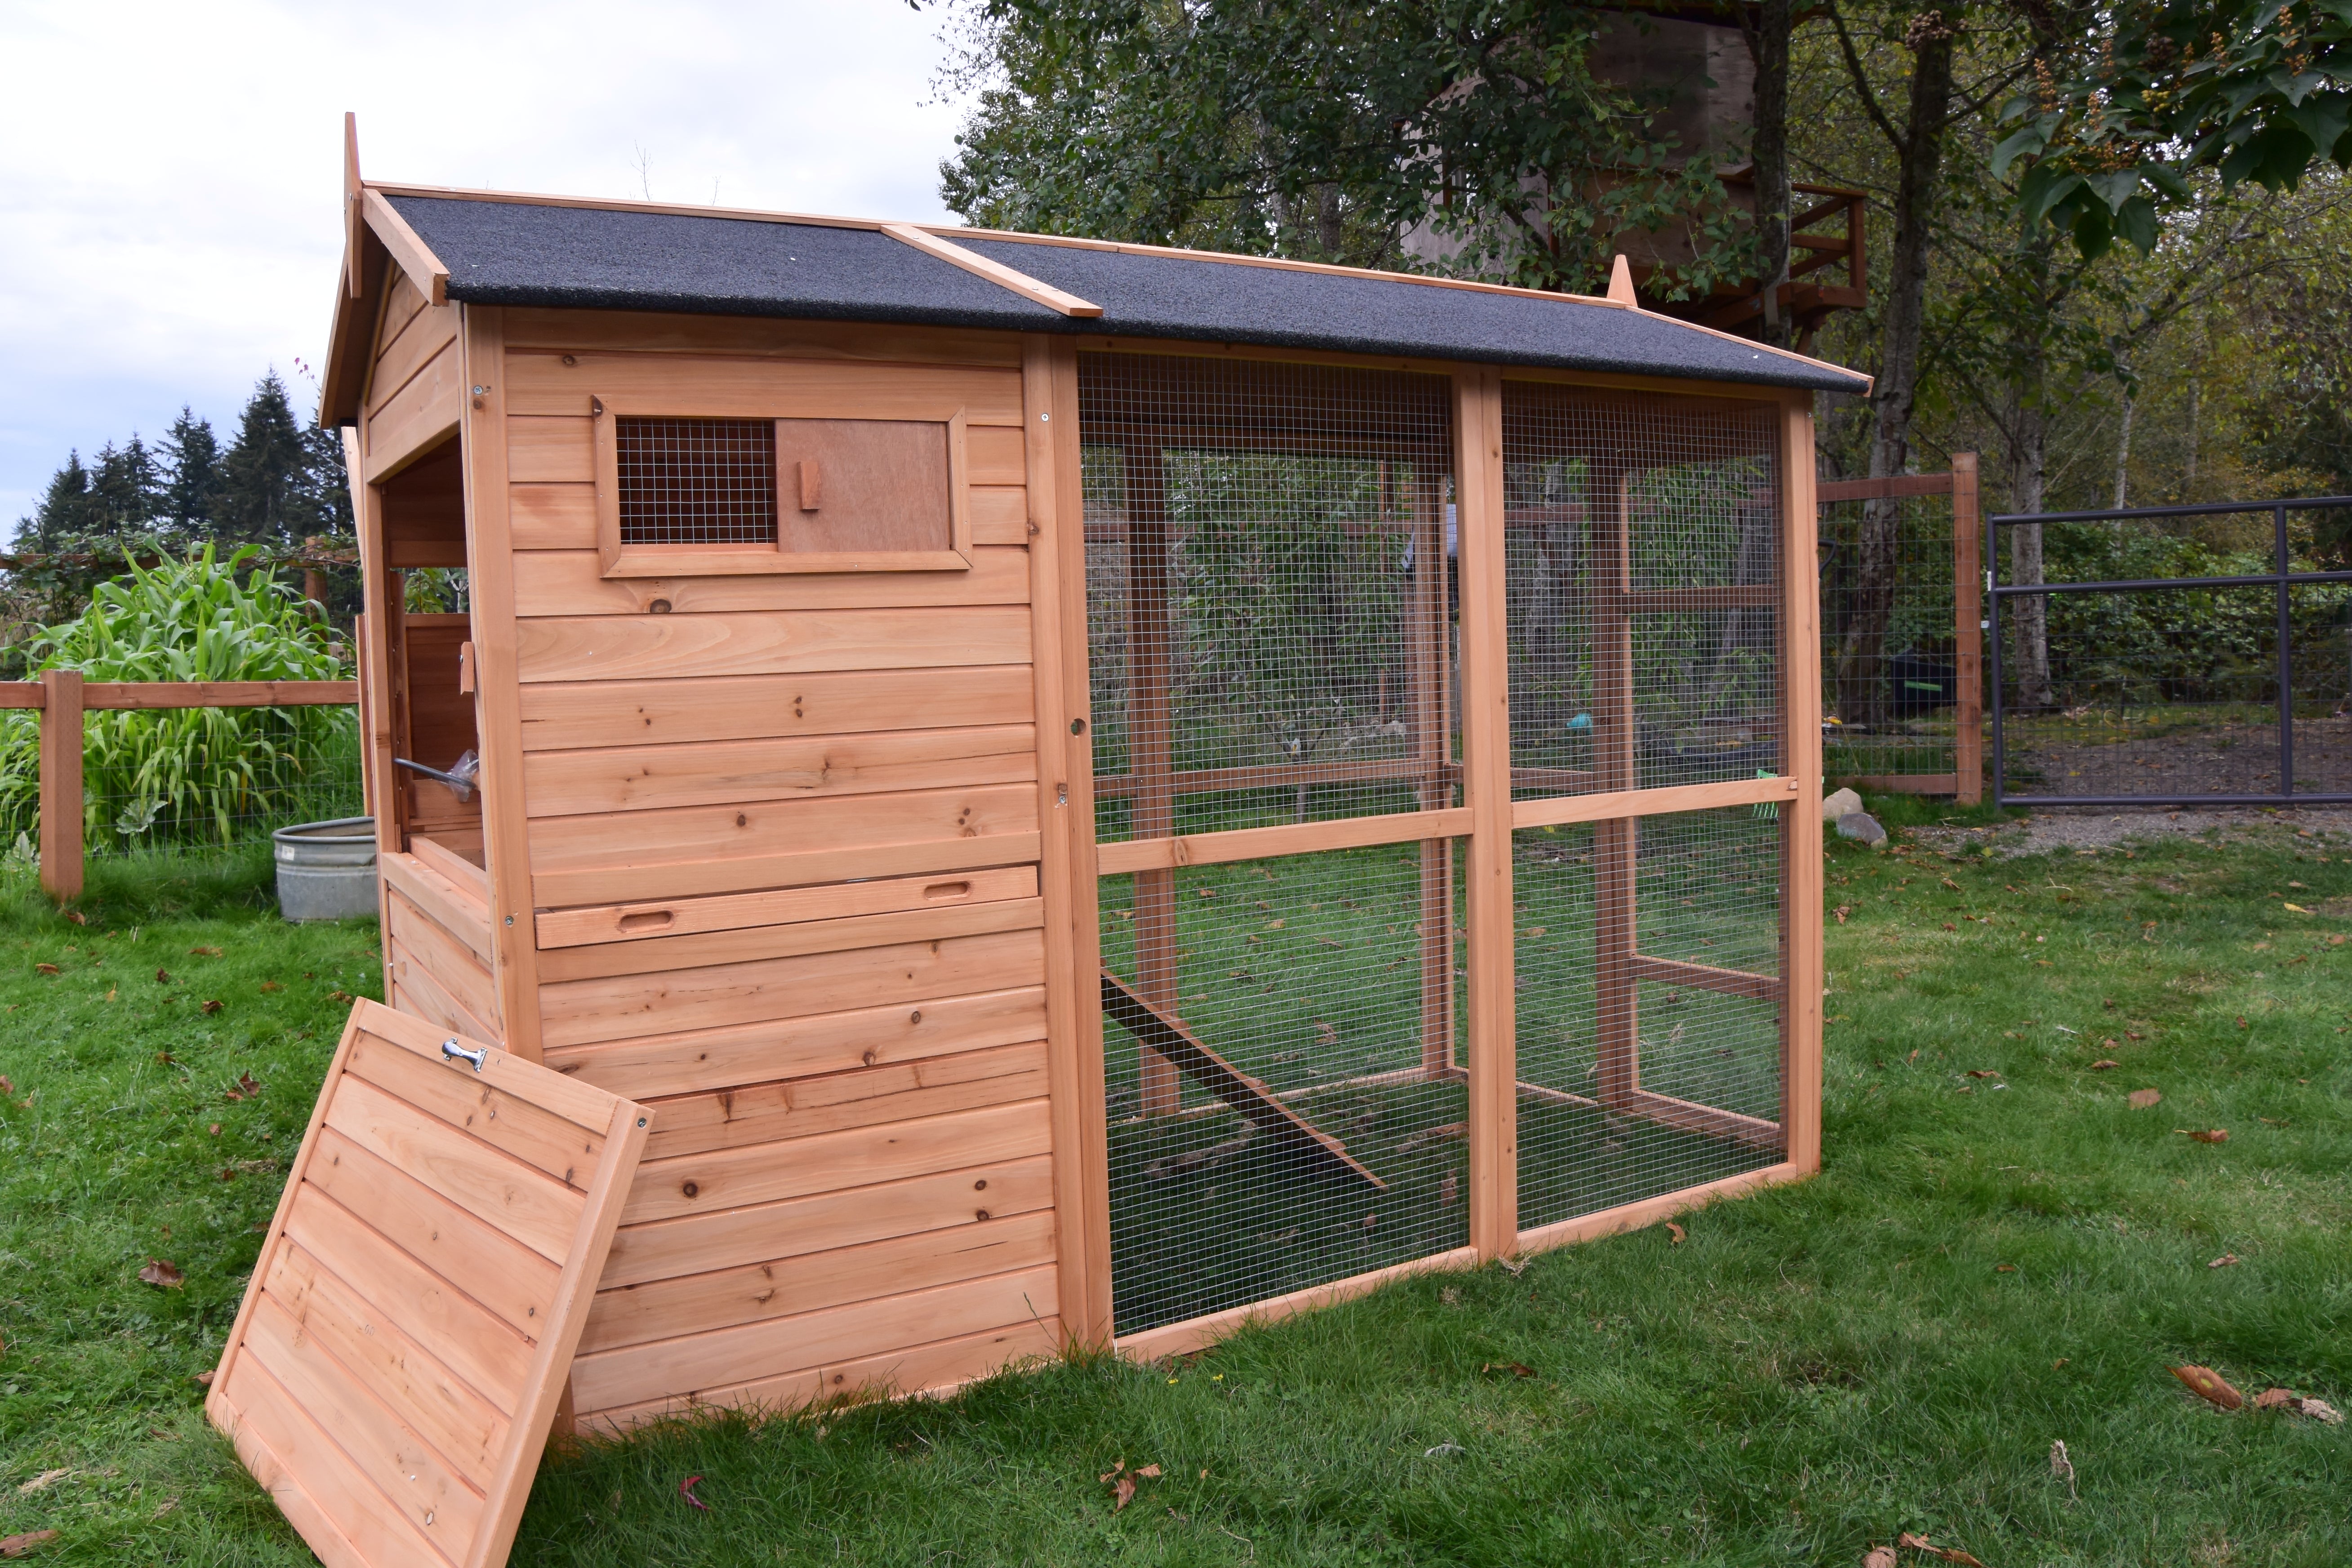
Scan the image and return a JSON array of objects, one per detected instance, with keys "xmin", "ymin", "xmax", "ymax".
[
  {"xmin": 38, "ymin": 668, "xmax": 84, "ymax": 903},
  {"xmin": 1950, "ymin": 453, "xmax": 1983, "ymax": 806}
]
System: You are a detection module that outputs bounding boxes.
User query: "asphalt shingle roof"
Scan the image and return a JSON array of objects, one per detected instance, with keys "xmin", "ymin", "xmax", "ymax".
[{"xmin": 388, "ymin": 193, "xmax": 1868, "ymax": 394}]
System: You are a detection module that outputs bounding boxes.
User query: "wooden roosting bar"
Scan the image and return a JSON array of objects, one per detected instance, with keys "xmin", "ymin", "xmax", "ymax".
[{"xmin": 207, "ymin": 120, "xmax": 1869, "ymax": 1568}]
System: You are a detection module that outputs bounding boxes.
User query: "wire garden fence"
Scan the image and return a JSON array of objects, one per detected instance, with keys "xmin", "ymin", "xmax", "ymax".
[
  {"xmin": 1817, "ymin": 458, "xmax": 1982, "ymax": 802},
  {"xmin": 1991, "ymin": 497, "xmax": 2352, "ymax": 806}
]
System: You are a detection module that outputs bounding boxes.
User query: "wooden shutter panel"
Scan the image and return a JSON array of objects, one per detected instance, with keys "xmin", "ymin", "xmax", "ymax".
[{"xmin": 208, "ymin": 999, "xmax": 650, "ymax": 1568}]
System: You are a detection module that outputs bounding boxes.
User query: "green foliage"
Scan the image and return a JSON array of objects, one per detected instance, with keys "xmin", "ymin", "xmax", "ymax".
[
  {"xmin": 937, "ymin": 0, "xmax": 1756, "ymax": 296},
  {"xmin": 1997, "ymin": 0, "xmax": 2352, "ymax": 257},
  {"xmin": 0, "ymin": 547, "xmax": 356, "ymax": 854}
]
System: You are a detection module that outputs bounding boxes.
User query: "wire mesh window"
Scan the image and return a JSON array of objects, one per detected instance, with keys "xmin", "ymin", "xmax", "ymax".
[
  {"xmin": 615, "ymin": 417, "xmax": 778, "ymax": 546},
  {"xmin": 1098, "ymin": 843, "xmax": 1469, "ymax": 1336},
  {"xmin": 1081, "ymin": 354, "xmax": 1456, "ymax": 842},
  {"xmin": 1820, "ymin": 494, "xmax": 1960, "ymax": 779},
  {"xmin": 1501, "ymin": 383, "xmax": 1782, "ymax": 797},
  {"xmin": 1513, "ymin": 806, "xmax": 1785, "ymax": 1233}
]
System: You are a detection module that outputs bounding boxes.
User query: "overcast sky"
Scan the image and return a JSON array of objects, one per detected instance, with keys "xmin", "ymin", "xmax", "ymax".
[{"xmin": 0, "ymin": 0, "xmax": 975, "ymax": 527}]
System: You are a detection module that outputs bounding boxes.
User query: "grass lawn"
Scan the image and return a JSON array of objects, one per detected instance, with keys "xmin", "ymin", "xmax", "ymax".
[{"xmin": 2, "ymin": 807, "xmax": 2349, "ymax": 1565}]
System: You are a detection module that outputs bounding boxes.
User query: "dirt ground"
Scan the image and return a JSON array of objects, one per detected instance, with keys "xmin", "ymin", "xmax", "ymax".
[
  {"xmin": 1910, "ymin": 802, "xmax": 2352, "ymax": 858},
  {"xmin": 2000, "ymin": 710, "xmax": 2352, "ymax": 798}
]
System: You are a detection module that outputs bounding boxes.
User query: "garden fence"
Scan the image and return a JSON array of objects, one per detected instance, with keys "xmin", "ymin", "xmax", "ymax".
[
  {"xmin": 1989, "ymin": 497, "xmax": 2352, "ymax": 807},
  {"xmin": 1, "ymin": 670, "xmax": 361, "ymax": 900},
  {"xmin": 1817, "ymin": 455, "xmax": 1982, "ymax": 803}
]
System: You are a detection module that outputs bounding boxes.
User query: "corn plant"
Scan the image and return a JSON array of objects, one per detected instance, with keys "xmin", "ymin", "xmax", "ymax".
[{"xmin": 0, "ymin": 546, "xmax": 356, "ymax": 850}]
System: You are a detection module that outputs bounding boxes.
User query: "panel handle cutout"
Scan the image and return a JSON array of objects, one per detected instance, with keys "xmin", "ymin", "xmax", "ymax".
[
  {"xmin": 616, "ymin": 909, "xmax": 676, "ymax": 933},
  {"xmin": 457, "ymin": 641, "xmax": 476, "ymax": 695},
  {"xmin": 797, "ymin": 459, "xmax": 822, "ymax": 512},
  {"xmin": 923, "ymin": 881, "xmax": 973, "ymax": 902}
]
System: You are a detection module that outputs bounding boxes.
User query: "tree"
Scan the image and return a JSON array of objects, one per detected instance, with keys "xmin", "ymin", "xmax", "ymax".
[
  {"xmin": 1996, "ymin": 0, "xmax": 2352, "ymax": 256},
  {"xmin": 14, "ymin": 452, "xmax": 95, "ymax": 552},
  {"xmin": 218, "ymin": 372, "xmax": 311, "ymax": 547},
  {"xmin": 936, "ymin": 0, "xmax": 1755, "ymax": 297},
  {"xmin": 160, "ymin": 406, "xmax": 221, "ymax": 537}
]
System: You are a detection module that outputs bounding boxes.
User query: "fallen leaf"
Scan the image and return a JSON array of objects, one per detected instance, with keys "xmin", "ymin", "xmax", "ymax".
[
  {"xmin": 1360, "ymin": 1213, "xmax": 1377, "ymax": 1231},
  {"xmin": 189, "ymin": 946, "xmax": 222, "ymax": 958},
  {"xmin": 139, "ymin": 1258, "xmax": 184, "ymax": 1288},
  {"xmin": 1135, "ymin": 1463, "xmax": 1163, "ymax": 1478},
  {"xmin": 258, "ymin": 981, "xmax": 281, "ymax": 993},
  {"xmin": 2172, "ymin": 1363, "xmax": 2243, "ymax": 1410},
  {"xmin": 1834, "ymin": 906, "xmax": 1849, "ymax": 925},
  {"xmin": 62, "ymin": 912, "xmax": 84, "ymax": 927},
  {"xmin": 1099, "ymin": 1461, "xmax": 1124, "ymax": 1482},
  {"xmin": 2179, "ymin": 1128, "xmax": 2228, "ymax": 1143},
  {"xmin": 328, "ymin": 990, "xmax": 352, "ymax": 1003},
  {"xmin": 207, "ymin": 1123, "xmax": 219, "ymax": 1136},
  {"xmin": 200, "ymin": 999, "xmax": 223, "ymax": 1015},
  {"xmin": 0, "ymin": 1076, "xmax": 11, "ymax": 1095},
  {"xmin": 0, "ymin": 1531, "xmax": 59, "ymax": 1558},
  {"xmin": 1482, "ymin": 1361, "xmax": 1537, "ymax": 1378},
  {"xmin": 2129, "ymin": 1088, "xmax": 2162, "ymax": 1109},
  {"xmin": 1439, "ymin": 1287, "xmax": 1461, "ymax": 1306},
  {"xmin": 1941, "ymin": 922, "xmax": 1955, "ymax": 931},
  {"xmin": 2253, "ymin": 1386, "xmax": 2295, "ymax": 1409},
  {"xmin": 2236, "ymin": 1016, "xmax": 2250, "ymax": 1029},
  {"xmin": 1865, "ymin": 1549, "xmax": 1898, "ymax": 1568},
  {"xmin": 154, "ymin": 968, "xmax": 170, "ymax": 984},
  {"xmin": 233, "ymin": 1070, "xmax": 260, "ymax": 1098},
  {"xmin": 2209, "ymin": 1254, "xmax": 2240, "ymax": 1269},
  {"xmin": 1113, "ymin": 1474, "xmax": 1136, "ymax": 1510},
  {"xmin": 2090, "ymin": 1060, "xmax": 2120, "ymax": 1070},
  {"xmin": 1665, "ymin": 1221, "xmax": 1686, "ymax": 1244},
  {"xmin": 191, "ymin": 1370, "xmax": 213, "ymax": 1387},
  {"xmin": 2125, "ymin": 1030, "xmax": 2145, "ymax": 1040},
  {"xmin": 32, "ymin": 963, "xmax": 57, "ymax": 976},
  {"xmin": 1996, "ymin": 1263, "xmax": 2017, "ymax": 1273},
  {"xmin": 677, "ymin": 1474, "xmax": 711, "ymax": 1512},
  {"xmin": 2296, "ymin": 1397, "xmax": 2344, "ymax": 1424},
  {"xmin": 16, "ymin": 1470, "xmax": 70, "ymax": 1495},
  {"xmin": 2284, "ymin": 902, "xmax": 2310, "ymax": 913},
  {"xmin": 1898, "ymin": 1532, "xmax": 1987, "ymax": 1566},
  {"xmin": 1965, "ymin": 1069, "xmax": 2000, "ymax": 1079}
]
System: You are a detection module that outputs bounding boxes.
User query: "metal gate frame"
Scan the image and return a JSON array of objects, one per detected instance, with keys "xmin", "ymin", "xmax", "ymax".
[{"xmin": 1989, "ymin": 495, "xmax": 2352, "ymax": 808}]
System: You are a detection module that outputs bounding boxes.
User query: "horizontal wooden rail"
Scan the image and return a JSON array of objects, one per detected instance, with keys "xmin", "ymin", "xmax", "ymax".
[
  {"xmin": 1817, "ymin": 473, "xmax": 1955, "ymax": 503},
  {"xmin": 0, "ymin": 679, "xmax": 356, "ymax": 711},
  {"xmin": 1509, "ymin": 773, "xmax": 1793, "ymax": 831},
  {"xmin": 1095, "ymin": 806, "xmax": 1471, "ymax": 874},
  {"xmin": 9, "ymin": 676, "xmax": 360, "ymax": 904}
]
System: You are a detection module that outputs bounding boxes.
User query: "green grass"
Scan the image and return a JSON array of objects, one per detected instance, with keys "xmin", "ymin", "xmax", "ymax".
[{"xmin": 2, "ymin": 816, "xmax": 2350, "ymax": 1564}]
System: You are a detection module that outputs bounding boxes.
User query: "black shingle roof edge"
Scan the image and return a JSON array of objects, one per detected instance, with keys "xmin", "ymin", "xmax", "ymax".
[{"xmin": 387, "ymin": 192, "xmax": 1871, "ymax": 396}]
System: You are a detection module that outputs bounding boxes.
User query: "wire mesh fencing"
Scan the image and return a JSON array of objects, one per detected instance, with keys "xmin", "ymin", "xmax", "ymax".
[
  {"xmin": 1513, "ymin": 805, "xmax": 1785, "ymax": 1233},
  {"xmin": 1081, "ymin": 352, "xmax": 1458, "ymax": 844},
  {"xmin": 1097, "ymin": 844, "xmax": 1470, "ymax": 1336},
  {"xmin": 1499, "ymin": 383, "xmax": 1782, "ymax": 798},
  {"xmin": 1819, "ymin": 491, "xmax": 1964, "ymax": 782},
  {"xmin": 1991, "ymin": 498, "xmax": 2352, "ymax": 805},
  {"xmin": 615, "ymin": 416, "xmax": 779, "ymax": 545}
]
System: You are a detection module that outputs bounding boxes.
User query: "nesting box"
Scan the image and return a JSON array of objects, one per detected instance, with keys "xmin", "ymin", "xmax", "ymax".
[{"xmin": 210, "ymin": 127, "xmax": 1866, "ymax": 1566}]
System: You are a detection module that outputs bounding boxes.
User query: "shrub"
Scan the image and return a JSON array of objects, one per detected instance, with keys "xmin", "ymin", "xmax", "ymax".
[{"xmin": 0, "ymin": 547, "xmax": 356, "ymax": 853}]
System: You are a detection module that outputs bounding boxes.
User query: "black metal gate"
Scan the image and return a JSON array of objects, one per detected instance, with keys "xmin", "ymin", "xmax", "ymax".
[{"xmin": 1989, "ymin": 497, "xmax": 2352, "ymax": 807}]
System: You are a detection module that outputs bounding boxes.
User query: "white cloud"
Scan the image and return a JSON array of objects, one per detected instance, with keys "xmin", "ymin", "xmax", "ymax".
[{"xmin": 0, "ymin": 0, "xmax": 974, "ymax": 524}]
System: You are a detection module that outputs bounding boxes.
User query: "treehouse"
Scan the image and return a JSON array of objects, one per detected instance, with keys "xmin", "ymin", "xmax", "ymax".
[{"xmin": 205, "ymin": 121, "xmax": 1867, "ymax": 1568}]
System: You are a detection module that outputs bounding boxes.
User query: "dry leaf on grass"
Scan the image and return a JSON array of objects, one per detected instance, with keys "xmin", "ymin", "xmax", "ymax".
[
  {"xmin": 1865, "ymin": 1549, "xmax": 1898, "ymax": 1568},
  {"xmin": 1897, "ymin": 1532, "xmax": 1987, "ymax": 1565},
  {"xmin": 1481, "ymin": 1362, "xmax": 1537, "ymax": 1378},
  {"xmin": 62, "ymin": 912, "xmax": 84, "ymax": 927},
  {"xmin": 2298, "ymin": 1398, "xmax": 2344, "ymax": 1423},
  {"xmin": 32, "ymin": 964, "xmax": 57, "ymax": 976},
  {"xmin": 223, "ymin": 1072, "xmax": 261, "ymax": 1102},
  {"xmin": 191, "ymin": 1370, "xmax": 213, "ymax": 1387},
  {"xmin": 1112, "ymin": 1475, "xmax": 1136, "ymax": 1510},
  {"xmin": 2209, "ymin": 1254, "xmax": 2240, "ymax": 1269},
  {"xmin": 0, "ymin": 1531, "xmax": 59, "ymax": 1558},
  {"xmin": 200, "ymin": 1000, "xmax": 223, "ymax": 1016},
  {"xmin": 0, "ymin": 1077, "xmax": 13, "ymax": 1096},
  {"xmin": 188, "ymin": 946, "xmax": 222, "ymax": 958},
  {"xmin": 1666, "ymin": 1221, "xmax": 1687, "ymax": 1244},
  {"xmin": 16, "ymin": 1470, "xmax": 70, "ymax": 1495},
  {"xmin": 2050, "ymin": 1438, "xmax": 2077, "ymax": 1502},
  {"xmin": 2177, "ymin": 1128, "xmax": 2228, "ymax": 1143},
  {"xmin": 2090, "ymin": 1060, "xmax": 2120, "ymax": 1070},
  {"xmin": 2129, "ymin": 1088, "xmax": 2162, "ymax": 1109},
  {"xmin": 153, "ymin": 968, "xmax": 169, "ymax": 984},
  {"xmin": 258, "ymin": 981, "xmax": 280, "ymax": 993},
  {"xmin": 1834, "ymin": 906, "xmax": 1850, "ymax": 925},
  {"xmin": 2171, "ymin": 1364, "xmax": 2243, "ymax": 1410},
  {"xmin": 2253, "ymin": 1387, "xmax": 2296, "ymax": 1410},
  {"xmin": 138, "ymin": 1259, "xmax": 183, "ymax": 1289},
  {"xmin": 677, "ymin": 1474, "xmax": 710, "ymax": 1512}
]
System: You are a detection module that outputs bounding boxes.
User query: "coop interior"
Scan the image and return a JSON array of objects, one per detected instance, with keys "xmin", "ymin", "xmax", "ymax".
[
  {"xmin": 1078, "ymin": 354, "xmax": 1792, "ymax": 1337},
  {"xmin": 368, "ymin": 437, "xmax": 481, "ymax": 873}
]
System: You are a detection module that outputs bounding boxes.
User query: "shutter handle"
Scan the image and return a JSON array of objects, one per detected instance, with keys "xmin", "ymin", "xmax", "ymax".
[{"xmin": 441, "ymin": 1038, "xmax": 488, "ymax": 1073}]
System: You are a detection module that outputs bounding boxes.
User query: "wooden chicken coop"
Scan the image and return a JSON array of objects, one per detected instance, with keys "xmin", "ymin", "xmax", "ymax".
[{"xmin": 207, "ymin": 124, "xmax": 1866, "ymax": 1568}]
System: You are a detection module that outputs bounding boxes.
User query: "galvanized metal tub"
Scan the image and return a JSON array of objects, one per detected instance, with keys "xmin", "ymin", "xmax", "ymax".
[{"xmin": 272, "ymin": 817, "xmax": 378, "ymax": 922}]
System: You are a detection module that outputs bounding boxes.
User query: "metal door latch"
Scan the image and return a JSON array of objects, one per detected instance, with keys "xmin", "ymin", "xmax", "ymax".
[{"xmin": 441, "ymin": 1038, "xmax": 487, "ymax": 1073}]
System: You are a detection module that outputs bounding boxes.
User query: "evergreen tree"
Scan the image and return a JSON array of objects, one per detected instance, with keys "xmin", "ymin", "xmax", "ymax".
[
  {"xmin": 160, "ymin": 406, "xmax": 221, "ymax": 537},
  {"xmin": 218, "ymin": 372, "xmax": 309, "ymax": 547},
  {"xmin": 293, "ymin": 422, "xmax": 355, "ymax": 539},
  {"xmin": 87, "ymin": 436, "xmax": 164, "ymax": 543},
  {"xmin": 13, "ymin": 452, "xmax": 95, "ymax": 552}
]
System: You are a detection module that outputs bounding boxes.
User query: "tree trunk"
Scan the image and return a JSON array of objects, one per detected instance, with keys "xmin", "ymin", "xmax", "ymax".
[
  {"xmin": 2007, "ymin": 397, "xmax": 2054, "ymax": 712},
  {"xmin": 1835, "ymin": 16, "xmax": 1956, "ymax": 731},
  {"xmin": 2183, "ymin": 379, "xmax": 2201, "ymax": 500},
  {"xmin": 2112, "ymin": 383, "xmax": 2134, "ymax": 509},
  {"xmin": 1749, "ymin": 0, "xmax": 1795, "ymax": 348}
]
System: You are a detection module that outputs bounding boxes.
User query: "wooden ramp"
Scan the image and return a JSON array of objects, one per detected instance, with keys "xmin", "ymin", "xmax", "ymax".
[
  {"xmin": 208, "ymin": 1000, "xmax": 650, "ymax": 1568},
  {"xmin": 1100, "ymin": 971, "xmax": 1385, "ymax": 1191}
]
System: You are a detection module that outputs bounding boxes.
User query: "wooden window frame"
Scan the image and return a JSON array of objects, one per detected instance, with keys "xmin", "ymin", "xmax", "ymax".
[{"xmin": 591, "ymin": 394, "xmax": 974, "ymax": 578}]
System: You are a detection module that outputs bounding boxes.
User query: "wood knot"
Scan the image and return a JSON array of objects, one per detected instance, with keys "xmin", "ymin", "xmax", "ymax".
[{"xmin": 682, "ymin": 1180, "xmax": 700, "ymax": 1198}]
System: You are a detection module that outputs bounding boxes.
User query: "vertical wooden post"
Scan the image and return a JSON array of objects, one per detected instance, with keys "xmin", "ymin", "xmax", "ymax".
[
  {"xmin": 1408, "ymin": 466, "xmax": 1456, "ymax": 1074},
  {"xmin": 37, "ymin": 668, "xmax": 83, "ymax": 903},
  {"xmin": 457, "ymin": 306, "xmax": 546, "ymax": 1061},
  {"xmin": 1122, "ymin": 439, "xmax": 1181, "ymax": 1118},
  {"xmin": 1950, "ymin": 453, "xmax": 1983, "ymax": 806},
  {"xmin": 1453, "ymin": 367, "xmax": 1517, "ymax": 1259},
  {"xmin": 1027, "ymin": 337, "xmax": 1113, "ymax": 1348},
  {"xmin": 1590, "ymin": 464, "xmax": 1639, "ymax": 1109},
  {"xmin": 1779, "ymin": 396, "xmax": 1826, "ymax": 1175}
]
